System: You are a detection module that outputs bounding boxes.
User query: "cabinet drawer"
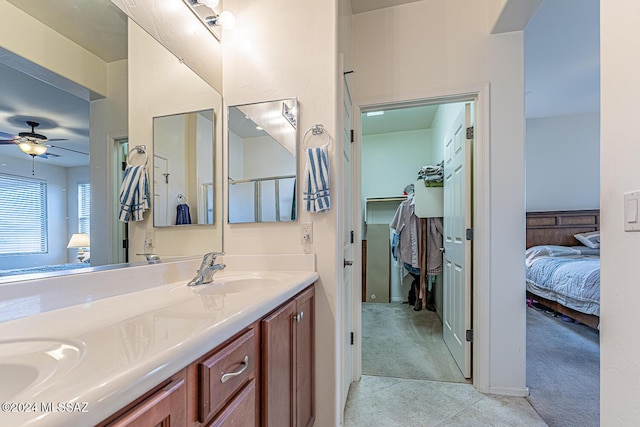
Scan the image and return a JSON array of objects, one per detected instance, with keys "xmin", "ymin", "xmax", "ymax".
[
  {"xmin": 207, "ymin": 379, "xmax": 256, "ymax": 427},
  {"xmin": 199, "ymin": 328, "xmax": 256, "ymax": 422}
]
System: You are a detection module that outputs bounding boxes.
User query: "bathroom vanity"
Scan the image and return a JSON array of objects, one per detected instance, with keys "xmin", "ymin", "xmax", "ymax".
[{"xmin": 0, "ymin": 256, "xmax": 317, "ymax": 427}]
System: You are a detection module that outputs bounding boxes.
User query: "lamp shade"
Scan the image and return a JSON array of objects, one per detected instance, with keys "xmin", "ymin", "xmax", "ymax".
[
  {"xmin": 67, "ymin": 233, "xmax": 90, "ymax": 248},
  {"xmin": 18, "ymin": 142, "xmax": 47, "ymax": 156}
]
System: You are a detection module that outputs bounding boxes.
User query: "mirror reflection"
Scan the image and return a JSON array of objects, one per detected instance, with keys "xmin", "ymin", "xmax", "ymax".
[
  {"xmin": 0, "ymin": 0, "xmax": 223, "ymax": 281},
  {"xmin": 228, "ymin": 99, "xmax": 298, "ymax": 223},
  {"xmin": 153, "ymin": 109, "xmax": 215, "ymax": 227}
]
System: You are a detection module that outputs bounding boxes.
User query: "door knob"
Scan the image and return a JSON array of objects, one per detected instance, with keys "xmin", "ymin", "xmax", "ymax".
[
  {"xmin": 438, "ymin": 247, "xmax": 445, "ymax": 253},
  {"xmin": 344, "ymin": 259, "xmax": 354, "ymax": 267}
]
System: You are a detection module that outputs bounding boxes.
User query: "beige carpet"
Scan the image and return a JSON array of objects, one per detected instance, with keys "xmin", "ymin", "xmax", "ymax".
[{"xmin": 362, "ymin": 302, "xmax": 467, "ymax": 383}]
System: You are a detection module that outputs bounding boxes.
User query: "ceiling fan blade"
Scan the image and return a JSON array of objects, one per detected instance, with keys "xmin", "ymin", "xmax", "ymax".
[
  {"xmin": 37, "ymin": 153, "xmax": 48, "ymax": 159},
  {"xmin": 46, "ymin": 138, "xmax": 68, "ymax": 142},
  {"xmin": 48, "ymin": 144, "xmax": 89, "ymax": 156},
  {"xmin": 0, "ymin": 140, "xmax": 18, "ymax": 144},
  {"xmin": 0, "ymin": 132, "xmax": 16, "ymax": 139}
]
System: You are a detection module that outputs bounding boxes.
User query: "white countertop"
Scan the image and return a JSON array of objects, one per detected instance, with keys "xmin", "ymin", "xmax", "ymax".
[{"xmin": 0, "ymin": 266, "xmax": 318, "ymax": 427}]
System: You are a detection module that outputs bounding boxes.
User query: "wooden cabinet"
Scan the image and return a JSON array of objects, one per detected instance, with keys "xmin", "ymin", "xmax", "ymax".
[
  {"xmin": 99, "ymin": 284, "xmax": 314, "ymax": 427},
  {"xmin": 261, "ymin": 286, "xmax": 315, "ymax": 427},
  {"xmin": 196, "ymin": 327, "xmax": 259, "ymax": 426},
  {"xmin": 100, "ymin": 370, "xmax": 187, "ymax": 427}
]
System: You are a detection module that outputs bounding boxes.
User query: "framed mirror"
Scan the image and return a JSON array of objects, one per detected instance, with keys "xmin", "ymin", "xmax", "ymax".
[
  {"xmin": 228, "ymin": 99, "xmax": 298, "ymax": 223},
  {"xmin": 153, "ymin": 109, "xmax": 215, "ymax": 227}
]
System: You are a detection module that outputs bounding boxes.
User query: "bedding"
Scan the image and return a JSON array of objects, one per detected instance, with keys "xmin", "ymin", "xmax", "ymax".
[
  {"xmin": 0, "ymin": 263, "xmax": 90, "ymax": 277},
  {"xmin": 526, "ymin": 245, "xmax": 600, "ymax": 316}
]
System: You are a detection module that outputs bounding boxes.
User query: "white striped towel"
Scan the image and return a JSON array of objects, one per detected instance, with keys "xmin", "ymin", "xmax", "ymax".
[
  {"xmin": 303, "ymin": 144, "xmax": 330, "ymax": 213},
  {"xmin": 118, "ymin": 165, "xmax": 150, "ymax": 222}
]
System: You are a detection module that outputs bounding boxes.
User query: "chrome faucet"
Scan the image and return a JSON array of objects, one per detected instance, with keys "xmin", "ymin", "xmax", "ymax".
[
  {"xmin": 187, "ymin": 252, "xmax": 226, "ymax": 286},
  {"xmin": 136, "ymin": 253, "xmax": 162, "ymax": 264}
]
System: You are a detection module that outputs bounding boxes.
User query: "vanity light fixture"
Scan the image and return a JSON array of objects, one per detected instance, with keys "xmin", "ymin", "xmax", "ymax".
[
  {"xmin": 183, "ymin": 0, "xmax": 235, "ymax": 40},
  {"xmin": 282, "ymin": 102, "xmax": 297, "ymax": 129},
  {"xmin": 205, "ymin": 11, "xmax": 236, "ymax": 29}
]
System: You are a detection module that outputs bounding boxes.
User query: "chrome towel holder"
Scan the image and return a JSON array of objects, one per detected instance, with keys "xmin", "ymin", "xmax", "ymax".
[
  {"xmin": 302, "ymin": 124, "xmax": 332, "ymax": 150},
  {"xmin": 127, "ymin": 145, "xmax": 149, "ymax": 166}
]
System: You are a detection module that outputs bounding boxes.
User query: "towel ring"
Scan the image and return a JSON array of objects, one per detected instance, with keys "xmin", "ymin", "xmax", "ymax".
[
  {"xmin": 127, "ymin": 145, "xmax": 149, "ymax": 166},
  {"xmin": 302, "ymin": 123, "xmax": 332, "ymax": 150}
]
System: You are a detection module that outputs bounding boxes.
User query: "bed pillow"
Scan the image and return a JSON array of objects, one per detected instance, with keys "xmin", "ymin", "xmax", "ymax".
[
  {"xmin": 574, "ymin": 231, "xmax": 600, "ymax": 249},
  {"xmin": 571, "ymin": 246, "xmax": 600, "ymax": 256},
  {"xmin": 525, "ymin": 245, "xmax": 581, "ymax": 267}
]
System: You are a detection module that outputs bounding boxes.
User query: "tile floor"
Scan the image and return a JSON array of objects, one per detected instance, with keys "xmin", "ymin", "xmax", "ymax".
[{"xmin": 343, "ymin": 375, "xmax": 547, "ymax": 426}]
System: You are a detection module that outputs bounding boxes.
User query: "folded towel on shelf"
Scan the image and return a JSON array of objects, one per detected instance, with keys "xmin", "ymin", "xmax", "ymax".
[
  {"xmin": 118, "ymin": 165, "xmax": 150, "ymax": 222},
  {"xmin": 303, "ymin": 144, "xmax": 330, "ymax": 213}
]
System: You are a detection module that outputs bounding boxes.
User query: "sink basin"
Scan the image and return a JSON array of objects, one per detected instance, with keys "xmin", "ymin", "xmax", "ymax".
[
  {"xmin": 0, "ymin": 339, "xmax": 85, "ymax": 400},
  {"xmin": 191, "ymin": 272, "xmax": 291, "ymax": 296}
]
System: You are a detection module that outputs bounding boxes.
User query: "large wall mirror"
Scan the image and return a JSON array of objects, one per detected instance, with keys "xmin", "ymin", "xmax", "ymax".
[
  {"xmin": 153, "ymin": 109, "xmax": 215, "ymax": 227},
  {"xmin": 0, "ymin": 0, "xmax": 223, "ymax": 282},
  {"xmin": 228, "ymin": 99, "xmax": 298, "ymax": 223}
]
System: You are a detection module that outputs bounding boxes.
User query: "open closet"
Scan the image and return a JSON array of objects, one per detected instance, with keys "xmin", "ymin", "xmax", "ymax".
[{"xmin": 360, "ymin": 101, "xmax": 471, "ymax": 383}]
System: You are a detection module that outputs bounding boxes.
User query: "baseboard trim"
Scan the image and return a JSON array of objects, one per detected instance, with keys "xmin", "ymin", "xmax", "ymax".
[{"xmin": 488, "ymin": 386, "xmax": 530, "ymax": 397}]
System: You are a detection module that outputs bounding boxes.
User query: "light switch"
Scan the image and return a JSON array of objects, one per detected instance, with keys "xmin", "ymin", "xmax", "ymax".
[{"xmin": 624, "ymin": 191, "xmax": 640, "ymax": 231}]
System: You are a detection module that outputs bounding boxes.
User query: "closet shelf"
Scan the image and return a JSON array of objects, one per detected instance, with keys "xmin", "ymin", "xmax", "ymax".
[{"xmin": 364, "ymin": 196, "xmax": 407, "ymax": 224}]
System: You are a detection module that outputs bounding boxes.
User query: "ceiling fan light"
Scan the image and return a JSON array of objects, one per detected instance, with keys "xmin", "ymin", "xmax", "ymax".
[{"xmin": 18, "ymin": 142, "xmax": 47, "ymax": 156}]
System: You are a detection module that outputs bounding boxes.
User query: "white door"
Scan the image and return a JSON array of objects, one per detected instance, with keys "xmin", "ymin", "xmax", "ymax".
[
  {"xmin": 443, "ymin": 103, "xmax": 472, "ymax": 378},
  {"xmin": 341, "ymin": 73, "xmax": 354, "ymax": 411},
  {"xmin": 153, "ymin": 155, "xmax": 169, "ymax": 226}
]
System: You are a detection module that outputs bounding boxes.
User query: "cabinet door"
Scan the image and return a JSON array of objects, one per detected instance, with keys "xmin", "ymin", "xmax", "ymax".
[
  {"xmin": 261, "ymin": 299, "xmax": 296, "ymax": 426},
  {"xmin": 207, "ymin": 379, "xmax": 256, "ymax": 427},
  {"xmin": 295, "ymin": 286, "xmax": 315, "ymax": 427},
  {"xmin": 109, "ymin": 377, "xmax": 185, "ymax": 427}
]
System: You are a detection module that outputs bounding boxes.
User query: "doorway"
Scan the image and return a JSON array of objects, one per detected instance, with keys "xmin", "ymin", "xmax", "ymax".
[{"xmin": 357, "ymin": 98, "xmax": 474, "ymax": 384}]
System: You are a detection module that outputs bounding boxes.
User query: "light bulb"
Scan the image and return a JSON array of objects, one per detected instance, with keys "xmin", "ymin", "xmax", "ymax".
[
  {"xmin": 201, "ymin": 0, "xmax": 219, "ymax": 8},
  {"xmin": 218, "ymin": 11, "xmax": 236, "ymax": 29}
]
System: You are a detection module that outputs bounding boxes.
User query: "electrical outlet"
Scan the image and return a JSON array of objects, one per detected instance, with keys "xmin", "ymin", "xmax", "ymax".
[
  {"xmin": 144, "ymin": 229, "xmax": 155, "ymax": 249},
  {"xmin": 301, "ymin": 222, "xmax": 313, "ymax": 244}
]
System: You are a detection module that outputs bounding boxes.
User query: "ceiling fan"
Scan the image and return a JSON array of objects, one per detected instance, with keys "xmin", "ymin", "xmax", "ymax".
[
  {"xmin": 0, "ymin": 120, "xmax": 87, "ymax": 175},
  {"xmin": 0, "ymin": 120, "xmax": 68, "ymax": 158}
]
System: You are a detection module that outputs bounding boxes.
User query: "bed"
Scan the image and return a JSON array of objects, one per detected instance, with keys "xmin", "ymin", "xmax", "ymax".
[{"xmin": 525, "ymin": 210, "xmax": 600, "ymax": 329}]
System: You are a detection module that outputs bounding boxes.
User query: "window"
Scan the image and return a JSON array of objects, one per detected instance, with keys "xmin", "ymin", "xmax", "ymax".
[
  {"xmin": 0, "ymin": 174, "xmax": 47, "ymax": 255},
  {"xmin": 78, "ymin": 183, "xmax": 90, "ymax": 237}
]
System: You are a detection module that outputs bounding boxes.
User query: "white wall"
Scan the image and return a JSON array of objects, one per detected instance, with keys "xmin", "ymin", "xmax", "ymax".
[
  {"xmin": 600, "ymin": 1, "xmax": 640, "ymax": 424},
  {"xmin": 90, "ymin": 59, "xmax": 128, "ymax": 266},
  {"xmin": 0, "ymin": 156, "xmax": 68, "ymax": 269},
  {"xmin": 223, "ymin": 0, "xmax": 338, "ymax": 423},
  {"xmin": 353, "ymin": 0, "xmax": 526, "ymax": 395},
  {"xmin": 0, "ymin": 0, "xmax": 107, "ymax": 97},
  {"xmin": 110, "ymin": 0, "xmax": 222, "ymax": 92},
  {"xmin": 525, "ymin": 113, "xmax": 600, "ymax": 211},
  {"xmin": 127, "ymin": 20, "xmax": 223, "ymax": 259},
  {"xmin": 362, "ymin": 129, "xmax": 432, "ymax": 200}
]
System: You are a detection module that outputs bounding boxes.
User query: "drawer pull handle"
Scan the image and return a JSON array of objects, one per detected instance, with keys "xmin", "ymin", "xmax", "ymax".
[
  {"xmin": 220, "ymin": 355, "xmax": 249, "ymax": 383},
  {"xmin": 293, "ymin": 311, "xmax": 305, "ymax": 323}
]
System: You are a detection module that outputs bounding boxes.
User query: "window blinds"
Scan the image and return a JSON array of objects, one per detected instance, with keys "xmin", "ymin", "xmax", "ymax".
[
  {"xmin": 0, "ymin": 174, "xmax": 48, "ymax": 255},
  {"xmin": 78, "ymin": 183, "xmax": 90, "ymax": 236}
]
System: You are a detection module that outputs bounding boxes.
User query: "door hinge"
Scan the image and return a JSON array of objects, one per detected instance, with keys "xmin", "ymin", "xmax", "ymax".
[
  {"xmin": 466, "ymin": 126, "xmax": 474, "ymax": 139},
  {"xmin": 350, "ymin": 129, "xmax": 354, "ymax": 143},
  {"xmin": 122, "ymin": 239, "xmax": 129, "ymax": 249},
  {"xmin": 350, "ymin": 230, "xmax": 354, "ymax": 244},
  {"xmin": 466, "ymin": 228, "xmax": 474, "ymax": 241},
  {"xmin": 350, "ymin": 332, "xmax": 354, "ymax": 345},
  {"xmin": 466, "ymin": 329, "xmax": 473, "ymax": 342}
]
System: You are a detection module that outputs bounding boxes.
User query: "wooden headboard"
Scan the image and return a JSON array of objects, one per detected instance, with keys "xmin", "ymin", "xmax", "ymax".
[{"xmin": 526, "ymin": 210, "xmax": 600, "ymax": 248}]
